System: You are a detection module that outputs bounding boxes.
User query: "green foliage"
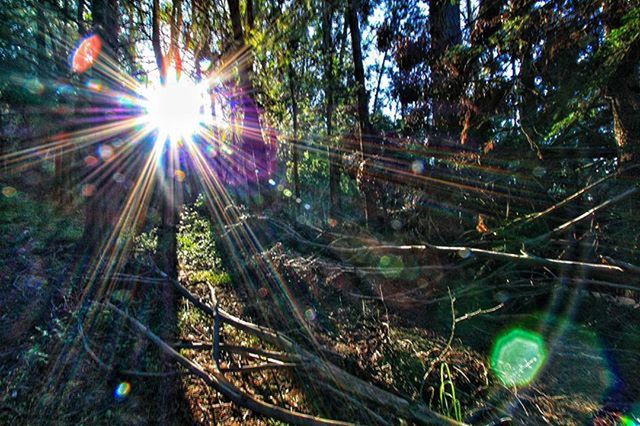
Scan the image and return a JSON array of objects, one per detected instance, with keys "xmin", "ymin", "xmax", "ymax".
[
  {"xmin": 438, "ymin": 363, "xmax": 462, "ymax": 422},
  {"xmin": 134, "ymin": 227, "xmax": 158, "ymax": 254},
  {"xmin": 178, "ymin": 204, "xmax": 222, "ymax": 279}
]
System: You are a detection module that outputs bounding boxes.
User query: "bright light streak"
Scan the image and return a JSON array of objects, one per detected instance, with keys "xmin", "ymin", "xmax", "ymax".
[{"xmin": 140, "ymin": 70, "xmax": 209, "ymax": 143}]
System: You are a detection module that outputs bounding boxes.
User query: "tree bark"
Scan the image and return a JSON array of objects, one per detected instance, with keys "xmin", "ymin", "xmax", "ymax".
[
  {"xmin": 226, "ymin": 0, "xmax": 274, "ymax": 207},
  {"xmin": 152, "ymin": 0, "xmax": 167, "ymax": 82},
  {"xmin": 149, "ymin": 2, "xmax": 183, "ymax": 422},
  {"xmin": 287, "ymin": 57, "xmax": 300, "ymax": 204},
  {"xmin": 323, "ymin": 1, "xmax": 340, "ymax": 216},
  {"xmin": 603, "ymin": 0, "xmax": 640, "ymax": 178},
  {"xmin": 429, "ymin": 0, "xmax": 462, "ymax": 138},
  {"xmin": 82, "ymin": 0, "xmax": 120, "ymax": 247},
  {"xmin": 460, "ymin": 0, "xmax": 503, "ymax": 151},
  {"xmin": 346, "ymin": 0, "xmax": 378, "ymax": 227}
]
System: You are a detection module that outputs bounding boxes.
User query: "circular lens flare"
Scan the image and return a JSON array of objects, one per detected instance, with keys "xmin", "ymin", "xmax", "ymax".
[
  {"xmin": 491, "ymin": 328, "xmax": 547, "ymax": 387},
  {"xmin": 114, "ymin": 381, "xmax": 131, "ymax": 400},
  {"xmin": 71, "ymin": 35, "xmax": 102, "ymax": 74}
]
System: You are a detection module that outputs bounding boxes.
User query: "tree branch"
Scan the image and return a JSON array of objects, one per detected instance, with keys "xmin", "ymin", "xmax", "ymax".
[{"xmin": 103, "ymin": 302, "xmax": 353, "ymax": 426}]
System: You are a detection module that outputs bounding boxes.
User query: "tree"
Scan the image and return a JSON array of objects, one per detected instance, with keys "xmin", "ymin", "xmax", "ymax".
[
  {"xmin": 346, "ymin": 0, "xmax": 379, "ymax": 226},
  {"xmin": 225, "ymin": 0, "xmax": 275, "ymax": 204},
  {"xmin": 323, "ymin": 0, "xmax": 340, "ymax": 216},
  {"xmin": 603, "ymin": 0, "xmax": 640, "ymax": 177},
  {"xmin": 81, "ymin": 0, "xmax": 121, "ymax": 247},
  {"xmin": 460, "ymin": 0, "xmax": 504, "ymax": 151},
  {"xmin": 429, "ymin": 0, "xmax": 462, "ymax": 140}
]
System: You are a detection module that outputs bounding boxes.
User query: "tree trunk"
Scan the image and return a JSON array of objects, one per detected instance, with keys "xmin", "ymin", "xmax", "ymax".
[
  {"xmin": 246, "ymin": 0, "xmax": 255, "ymax": 31},
  {"xmin": 346, "ymin": 0, "xmax": 378, "ymax": 227},
  {"xmin": 603, "ymin": 0, "xmax": 640, "ymax": 178},
  {"xmin": 226, "ymin": 0, "xmax": 273, "ymax": 207},
  {"xmin": 429, "ymin": 0, "xmax": 462, "ymax": 138},
  {"xmin": 152, "ymin": 0, "xmax": 167, "ymax": 82},
  {"xmin": 372, "ymin": 50, "xmax": 388, "ymax": 115},
  {"xmin": 287, "ymin": 59, "xmax": 300, "ymax": 204},
  {"xmin": 460, "ymin": 0, "xmax": 503, "ymax": 151},
  {"xmin": 150, "ymin": 2, "xmax": 183, "ymax": 422},
  {"xmin": 169, "ymin": 0, "xmax": 183, "ymax": 76},
  {"xmin": 323, "ymin": 0, "xmax": 340, "ymax": 216},
  {"xmin": 82, "ymin": 0, "xmax": 120, "ymax": 248}
]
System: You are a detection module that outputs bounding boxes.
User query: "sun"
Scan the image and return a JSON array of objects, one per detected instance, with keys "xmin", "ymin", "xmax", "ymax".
[{"xmin": 141, "ymin": 72, "xmax": 209, "ymax": 142}]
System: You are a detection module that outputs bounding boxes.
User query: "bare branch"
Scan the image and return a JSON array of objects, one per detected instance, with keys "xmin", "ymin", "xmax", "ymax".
[
  {"xmin": 103, "ymin": 302, "xmax": 353, "ymax": 426},
  {"xmin": 220, "ymin": 363, "xmax": 298, "ymax": 373}
]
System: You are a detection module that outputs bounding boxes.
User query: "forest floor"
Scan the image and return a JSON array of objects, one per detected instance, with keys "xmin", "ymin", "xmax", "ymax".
[{"xmin": 0, "ymin": 191, "xmax": 639, "ymax": 425}]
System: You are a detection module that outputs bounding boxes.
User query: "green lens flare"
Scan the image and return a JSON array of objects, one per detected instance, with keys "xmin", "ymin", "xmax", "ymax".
[{"xmin": 490, "ymin": 328, "xmax": 547, "ymax": 387}]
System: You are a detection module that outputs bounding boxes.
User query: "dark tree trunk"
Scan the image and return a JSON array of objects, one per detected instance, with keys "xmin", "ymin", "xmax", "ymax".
[
  {"xmin": 82, "ymin": 0, "xmax": 120, "ymax": 248},
  {"xmin": 604, "ymin": 0, "xmax": 640, "ymax": 178},
  {"xmin": 152, "ymin": 0, "xmax": 167, "ymax": 82},
  {"xmin": 90, "ymin": 0, "xmax": 119, "ymax": 53},
  {"xmin": 346, "ymin": 0, "xmax": 378, "ymax": 227},
  {"xmin": 460, "ymin": 0, "xmax": 503, "ymax": 151},
  {"xmin": 323, "ymin": 0, "xmax": 340, "ymax": 216},
  {"xmin": 150, "ymin": 2, "xmax": 183, "ymax": 423},
  {"xmin": 288, "ymin": 59, "xmax": 301, "ymax": 205},
  {"xmin": 169, "ymin": 0, "xmax": 184, "ymax": 76},
  {"xmin": 226, "ymin": 0, "xmax": 274, "ymax": 207},
  {"xmin": 246, "ymin": 0, "xmax": 255, "ymax": 31},
  {"xmin": 429, "ymin": 0, "xmax": 462, "ymax": 138},
  {"xmin": 471, "ymin": 0, "xmax": 502, "ymax": 45}
]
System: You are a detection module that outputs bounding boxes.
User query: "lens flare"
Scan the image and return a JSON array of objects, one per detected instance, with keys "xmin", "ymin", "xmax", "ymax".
[
  {"xmin": 2, "ymin": 186, "xmax": 17, "ymax": 198},
  {"xmin": 71, "ymin": 35, "xmax": 103, "ymax": 74},
  {"xmin": 114, "ymin": 381, "xmax": 131, "ymax": 400},
  {"xmin": 491, "ymin": 328, "xmax": 547, "ymax": 387},
  {"xmin": 141, "ymin": 71, "xmax": 209, "ymax": 143}
]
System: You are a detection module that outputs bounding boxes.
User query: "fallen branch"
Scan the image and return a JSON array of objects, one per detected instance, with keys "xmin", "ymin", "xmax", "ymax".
[
  {"xmin": 221, "ymin": 363, "xmax": 298, "ymax": 373},
  {"xmin": 502, "ymin": 165, "xmax": 639, "ymax": 229},
  {"xmin": 222, "ymin": 344, "xmax": 295, "ymax": 363},
  {"xmin": 218, "ymin": 214, "xmax": 637, "ymax": 282},
  {"xmin": 327, "ymin": 242, "xmax": 628, "ymax": 276},
  {"xmin": 528, "ymin": 186, "xmax": 638, "ymax": 243},
  {"xmin": 103, "ymin": 302, "xmax": 353, "ymax": 426},
  {"xmin": 166, "ymin": 277, "xmax": 463, "ymax": 425}
]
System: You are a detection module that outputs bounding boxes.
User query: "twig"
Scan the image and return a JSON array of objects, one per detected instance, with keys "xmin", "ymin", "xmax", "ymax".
[
  {"xmin": 455, "ymin": 303, "xmax": 504, "ymax": 323},
  {"xmin": 222, "ymin": 344, "xmax": 294, "ymax": 363},
  {"xmin": 220, "ymin": 363, "xmax": 298, "ymax": 373},
  {"xmin": 504, "ymin": 166, "xmax": 638, "ymax": 228},
  {"xmin": 601, "ymin": 256, "xmax": 640, "ymax": 275},
  {"xmin": 420, "ymin": 289, "xmax": 457, "ymax": 400}
]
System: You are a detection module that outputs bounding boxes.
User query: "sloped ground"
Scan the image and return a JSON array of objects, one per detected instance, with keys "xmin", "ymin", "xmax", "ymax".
[
  {"xmin": 172, "ymin": 208, "xmax": 640, "ymax": 425},
  {"xmin": 0, "ymin": 193, "xmax": 639, "ymax": 425}
]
